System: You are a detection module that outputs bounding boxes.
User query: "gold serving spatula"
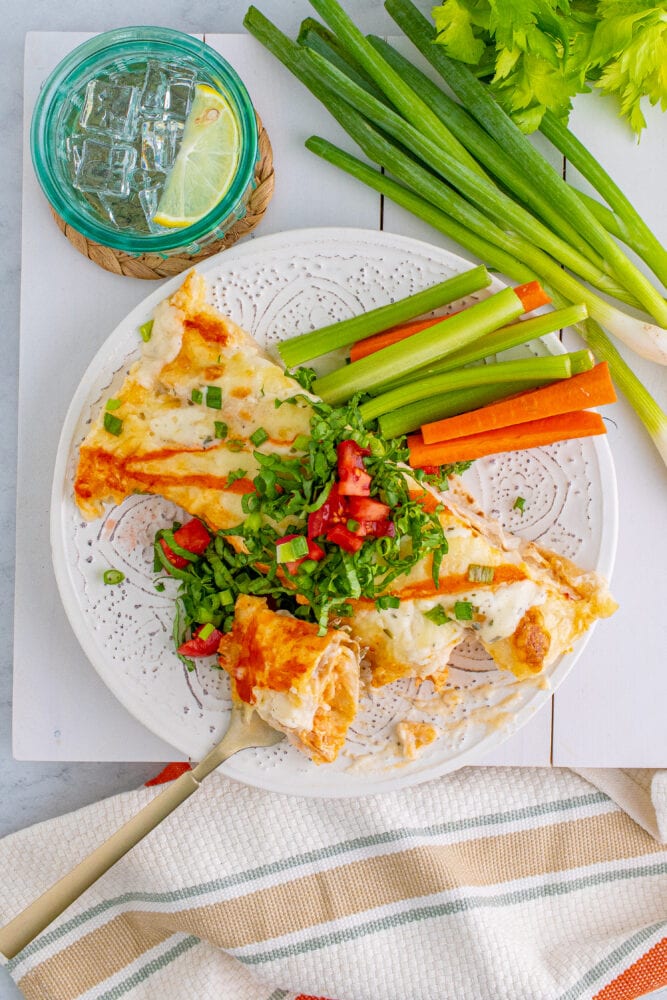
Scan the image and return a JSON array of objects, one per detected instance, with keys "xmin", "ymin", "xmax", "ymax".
[{"xmin": 0, "ymin": 705, "xmax": 283, "ymax": 960}]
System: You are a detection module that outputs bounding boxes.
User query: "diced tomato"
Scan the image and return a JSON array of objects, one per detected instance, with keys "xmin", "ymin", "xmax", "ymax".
[
  {"xmin": 160, "ymin": 518, "xmax": 211, "ymax": 569},
  {"xmin": 159, "ymin": 538, "xmax": 189, "ymax": 569},
  {"xmin": 363, "ymin": 518, "xmax": 396, "ymax": 539},
  {"xmin": 173, "ymin": 518, "xmax": 211, "ymax": 554},
  {"xmin": 346, "ymin": 495, "xmax": 391, "ymax": 521},
  {"xmin": 325, "ymin": 523, "xmax": 365, "ymax": 553},
  {"xmin": 307, "ymin": 483, "xmax": 346, "ymax": 538},
  {"xmin": 177, "ymin": 625, "xmax": 223, "ymax": 657},
  {"xmin": 337, "ymin": 440, "xmax": 372, "ymax": 496}
]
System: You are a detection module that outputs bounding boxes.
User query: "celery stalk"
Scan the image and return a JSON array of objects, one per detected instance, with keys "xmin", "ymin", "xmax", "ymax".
[
  {"xmin": 278, "ymin": 266, "xmax": 490, "ymax": 367},
  {"xmin": 376, "ymin": 304, "xmax": 588, "ymax": 393},
  {"xmin": 359, "ymin": 354, "xmax": 578, "ymax": 422},
  {"xmin": 312, "ymin": 287, "xmax": 526, "ymax": 405}
]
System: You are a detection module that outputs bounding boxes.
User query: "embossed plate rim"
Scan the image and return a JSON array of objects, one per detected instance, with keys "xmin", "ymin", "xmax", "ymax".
[{"xmin": 51, "ymin": 227, "xmax": 618, "ymax": 796}]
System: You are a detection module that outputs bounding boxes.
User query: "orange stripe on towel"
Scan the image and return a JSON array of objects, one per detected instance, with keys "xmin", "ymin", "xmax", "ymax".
[{"xmin": 594, "ymin": 935, "xmax": 667, "ymax": 1000}]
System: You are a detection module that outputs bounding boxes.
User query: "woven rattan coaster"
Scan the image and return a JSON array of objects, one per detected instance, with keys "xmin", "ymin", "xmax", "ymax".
[{"xmin": 51, "ymin": 114, "xmax": 275, "ymax": 280}]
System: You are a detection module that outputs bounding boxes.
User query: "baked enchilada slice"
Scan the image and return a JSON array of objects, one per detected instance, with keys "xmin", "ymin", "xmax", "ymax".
[
  {"xmin": 74, "ymin": 270, "xmax": 312, "ymax": 532},
  {"xmin": 218, "ymin": 595, "xmax": 360, "ymax": 764},
  {"xmin": 348, "ymin": 481, "xmax": 616, "ymax": 685}
]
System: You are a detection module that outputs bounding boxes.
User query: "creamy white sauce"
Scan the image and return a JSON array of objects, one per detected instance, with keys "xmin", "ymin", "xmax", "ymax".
[
  {"xmin": 253, "ymin": 688, "xmax": 318, "ymax": 732},
  {"xmin": 460, "ymin": 580, "xmax": 546, "ymax": 643},
  {"xmin": 147, "ymin": 406, "xmax": 219, "ymax": 446},
  {"xmin": 136, "ymin": 301, "xmax": 185, "ymax": 389}
]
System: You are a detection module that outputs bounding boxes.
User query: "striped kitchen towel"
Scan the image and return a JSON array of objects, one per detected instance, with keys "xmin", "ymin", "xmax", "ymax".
[{"xmin": 0, "ymin": 766, "xmax": 666, "ymax": 1000}]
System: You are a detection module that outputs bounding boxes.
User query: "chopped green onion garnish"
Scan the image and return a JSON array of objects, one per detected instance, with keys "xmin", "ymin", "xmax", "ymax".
[
  {"xmin": 214, "ymin": 421, "xmax": 228, "ymax": 439},
  {"xmin": 276, "ymin": 536, "xmax": 309, "ymax": 563},
  {"xmin": 198, "ymin": 622, "xmax": 215, "ymax": 641},
  {"xmin": 139, "ymin": 320, "xmax": 153, "ymax": 342},
  {"xmin": 227, "ymin": 439, "xmax": 245, "ymax": 452},
  {"xmin": 105, "ymin": 398, "xmax": 122, "ymax": 411},
  {"xmin": 191, "ymin": 388, "xmax": 203, "ymax": 404},
  {"xmin": 250, "ymin": 427, "xmax": 269, "ymax": 447},
  {"xmin": 293, "ymin": 433, "xmax": 311, "ymax": 451},
  {"xmin": 218, "ymin": 589, "xmax": 235, "ymax": 606},
  {"xmin": 347, "ymin": 519, "xmax": 360, "ymax": 532},
  {"xmin": 103, "ymin": 412, "xmax": 123, "ymax": 436},
  {"xmin": 423, "ymin": 605, "xmax": 451, "ymax": 625},
  {"xmin": 454, "ymin": 601, "xmax": 474, "ymax": 621},
  {"xmin": 243, "ymin": 511, "xmax": 263, "ymax": 533},
  {"xmin": 513, "ymin": 496, "xmax": 526, "ymax": 514},
  {"xmin": 376, "ymin": 595, "xmax": 400, "ymax": 610},
  {"xmin": 103, "ymin": 569, "xmax": 125, "ymax": 585},
  {"xmin": 154, "ymin": 582, "xmax": 165, "ymax": 592},
  {"xmin": 206, "ymin": 385, "xmax": 222, "ymax": 409},
  {"xmin": 467, "ymin": 564, "xmax": 495, "ymax": 584}
]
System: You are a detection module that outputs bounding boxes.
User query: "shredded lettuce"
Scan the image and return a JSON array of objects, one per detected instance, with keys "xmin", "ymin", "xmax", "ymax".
[{"xmin": 431, "ymin": 0, "xmax": 667, "ymax": 135}]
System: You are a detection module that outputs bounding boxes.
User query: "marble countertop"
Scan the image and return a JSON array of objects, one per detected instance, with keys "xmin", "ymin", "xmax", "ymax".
[{"xmin": 2, "ymin": 3, "xmax": 665, "ymax": 998}]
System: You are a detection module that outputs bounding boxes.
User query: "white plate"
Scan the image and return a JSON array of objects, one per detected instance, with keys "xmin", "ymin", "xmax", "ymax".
[{"xmin": 51, "ymin": 228, "xmax": 618, "ymax": 797}]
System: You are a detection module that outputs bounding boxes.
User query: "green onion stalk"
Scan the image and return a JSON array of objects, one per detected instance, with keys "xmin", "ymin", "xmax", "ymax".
[{"xmin": 383, "ymin": 0, "xmax": 667, "ymax": 331}]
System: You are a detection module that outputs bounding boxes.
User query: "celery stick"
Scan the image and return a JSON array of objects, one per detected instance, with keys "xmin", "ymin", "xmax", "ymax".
[
  {"xmin": 278, "ymin": 266, "xmax": 490, "ymax": 367},
  {"xmin": 359, "ymin": 354, "xmax": 575, "ymax": 422},
  {"xmin": 313, "ymin": 287, "xmax": 526, "ymax": 405},
  {"xmin": 375, "ymin": 304, "xmax": 589, "ymax": 393},
  {"xmin": 378, "ymin": 381, "xmax": 550, "ymax": 438},
  {"xmin": 385, "ymin": 0, "xmax": 667, "ymax": 328}
]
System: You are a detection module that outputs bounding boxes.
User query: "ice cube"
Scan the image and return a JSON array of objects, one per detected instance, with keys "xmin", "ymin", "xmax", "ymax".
[
  {"xmin": 73, "ymin": 137, "xmax": 137, "ymax": 197},
  {"xmin": 139, "ymin": 60, "xmax": 168, "ymax": 117},
  {"xmin": 162, "ymin": 65, "xmax": 197, "ymax": 121},
  {"xmin": 79, "ymin": 79, "xmax": 140, "ymax": 141},
  {"xmin": 130, "ymin": 167, "xmax": 166, "ymax": 192},
  {"xmin": 141, "ymin": 119, "xmax": 183, "ymax": 172},
  {"xmin": 65, "ymin": 134, "xmax": 85, "ymax": 182},
  {"xmin": 138, "ymin": 187, "xmax": 166, "ymax": 233},
  {"xmin": 99, "ymin": 191, "xmax": 150, "ymax": 232}
]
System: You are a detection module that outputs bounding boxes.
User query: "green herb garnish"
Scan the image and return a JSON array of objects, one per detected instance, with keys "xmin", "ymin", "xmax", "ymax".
[
  {"xmin": 103, "ymin": 569, "xmax": 125, "ymax": 585},
  {"xmin": 454, "ymin": 600, "xmax": 474, "ymax": 621},
  {"xmin": 103, "ymin": 412, "xmax": 123, "ymax": 436}
]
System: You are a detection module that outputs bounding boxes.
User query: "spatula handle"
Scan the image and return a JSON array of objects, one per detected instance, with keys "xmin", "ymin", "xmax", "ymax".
[{"xmin": 0, "ymin": 769, "xmax": 201, "ymax": 960}]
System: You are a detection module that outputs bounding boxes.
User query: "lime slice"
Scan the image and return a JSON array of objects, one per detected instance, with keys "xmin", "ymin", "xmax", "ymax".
[{"xmin": 153, "ymin": 84, "xmax": 241, "ymax": 229}]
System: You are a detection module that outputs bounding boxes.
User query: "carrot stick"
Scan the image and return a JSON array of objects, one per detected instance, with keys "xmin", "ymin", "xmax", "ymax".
[
  {"xmin": 349, "ymin": 315, "xmax": 451, "ymax": 362},
  {"xmin": 421, "ymin": 362, "xmax": 616, "ymax": 444},
  {"xmin": 408, "ymin": 410, "xmax": 607, "ymax": 466},
  {"xmin": 513, "ymin": 280, "xmax": 552, "ymax": 313}
]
